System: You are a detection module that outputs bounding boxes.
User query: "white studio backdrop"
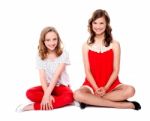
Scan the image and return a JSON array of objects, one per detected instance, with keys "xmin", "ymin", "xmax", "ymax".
[{"xmin": 0, "ymin": 0, "xmax": 149, "ymax": 120}]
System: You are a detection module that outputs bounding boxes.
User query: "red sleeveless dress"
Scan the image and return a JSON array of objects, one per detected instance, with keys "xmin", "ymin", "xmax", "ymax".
[{"xmin": 83, "ymin": 49, "xmax": 121, "ymax": 93}]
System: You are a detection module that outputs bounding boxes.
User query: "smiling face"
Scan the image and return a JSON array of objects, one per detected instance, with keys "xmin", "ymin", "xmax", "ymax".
[
  {"xmin": 44, "ymin": 31, "xmax": 58, "ymax": 52},
  {"xmin": 92, "ymin": 17, "xmax": 106, "ymax": 36}
]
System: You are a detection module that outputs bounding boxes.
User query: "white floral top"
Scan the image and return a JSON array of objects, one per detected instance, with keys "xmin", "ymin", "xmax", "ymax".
[{"xmin": 36, "ymin": 50, "xmax": 70, "ymax": 86}]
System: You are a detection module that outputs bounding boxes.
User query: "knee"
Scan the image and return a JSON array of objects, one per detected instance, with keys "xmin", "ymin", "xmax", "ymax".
[
  {"xmin": 26, "ymin": 89, "xmax": 33, "ymax": 100},
  {"xmin": 124, "ymin": 85, "xmax": 135, "ymax": 98},
  {"xmin": 73, "ymin": 90, "xmax": 84, "ymax": 102}
]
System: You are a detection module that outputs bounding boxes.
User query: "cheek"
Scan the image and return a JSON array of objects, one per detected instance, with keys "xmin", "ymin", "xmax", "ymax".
[
  {"xmin": 55, "ymin": 40, "xmax": 58, "ymax": 45},
  {"xmin": 44, "ymin": 41, "xmax": 48, "ymax": 46},
  {"xmin": 92, "ymin": 26, "xmax": 97, "ymax": 32},
  {"xmin": 102, "ymin": 24, "xmax": 107, "ymax": 29},
  {"xmin": 92, "ymin": 24, "xmax": 97, "ymax": 28}
]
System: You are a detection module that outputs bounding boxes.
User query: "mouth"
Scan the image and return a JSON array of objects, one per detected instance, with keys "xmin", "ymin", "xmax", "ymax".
[
  {"xmin": 95, "ymin": 28, "xmax": 103, "ymax": 31},
  {"xmin": 48, "ymin": 45, "xmax": 56, "ymax": 49}
]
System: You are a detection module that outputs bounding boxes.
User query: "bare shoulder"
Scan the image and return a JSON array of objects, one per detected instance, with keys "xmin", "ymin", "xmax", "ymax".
[
  {"xmin": 82, "ymin": 42, "xmax": 89, "ymax": 52},
  {"xmin": 112, "ymin": 40, "xmax": 120, "ymax": 50}
]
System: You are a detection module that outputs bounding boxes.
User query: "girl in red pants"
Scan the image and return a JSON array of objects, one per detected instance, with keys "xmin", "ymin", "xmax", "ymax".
[{"xmin": 16, "ymin": 26, "xmax": 73, "ymax": 112}]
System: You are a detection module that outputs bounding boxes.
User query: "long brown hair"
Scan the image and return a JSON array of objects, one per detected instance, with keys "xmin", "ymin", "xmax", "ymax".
[
  {"xmin": 88, "ymin": 9, "xmax": 113, "ymax": 47},
  {"xmin": 38, "ymin": 26, "xmax": 63, "ymax": 60}
]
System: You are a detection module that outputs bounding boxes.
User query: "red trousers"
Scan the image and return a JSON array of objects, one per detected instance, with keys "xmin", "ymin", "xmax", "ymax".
[{"xmin": 26, "ymin": 85, "xmax": 74, "ymax": 110}]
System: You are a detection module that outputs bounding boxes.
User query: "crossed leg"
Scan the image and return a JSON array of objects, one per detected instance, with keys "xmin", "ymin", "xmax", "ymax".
[{"xmin": 74, "ymin": 84, "xmax": 140, "ymax": 110}]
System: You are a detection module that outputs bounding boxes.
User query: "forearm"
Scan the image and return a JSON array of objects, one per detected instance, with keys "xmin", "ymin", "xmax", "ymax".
[
  {"xmin": 46, "ymin": 78, "xmax": 58, "ymax": 95},
  {"xmin": 105, "ymin": 71, "xmax": 118, "ymax": 90},
  {"xmin": 39, "ymin": 70, "xmax": 48, "ymax": 93},
  {"xmin": 86, "ymin": 71, "xmax": 98, "ymax": 91},
  {"xmin": 40, "ymin": 80, "xmax": 48, "ymax": 92},
  {"xmin": 46, "ymin": 64, "xmax": 65, "ymax": 95}
]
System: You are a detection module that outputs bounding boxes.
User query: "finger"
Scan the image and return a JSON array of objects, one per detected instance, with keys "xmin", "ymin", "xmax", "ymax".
[
  {"xmin": 49, "ymin": 101, "xmax": 53, "ymax": 109},
  {"xmin": 41, "ymin": 104, "xmax": 44, "ymax": 110},
  {"xmin": 45, "ymin": 103, "xmax": 49, "ymax": 110},
  {"xmin": 41, "ymin": 102, "xmax": 45, "ymax": 110},
  {"xmin": 40, "ymin": 104, "xmax": 43, "ymax": 110},
  {"xmin": 95, "ymin": 91, "xmax": 100, "ymax": 95},
  {"xmin": 43, "ymin": 103, "xmax": 48, "ymax": 110},
  {"xmin": 47, "ymin": 103, "xmax": 51, "ymax": 110},
  {"xmin": 101, "ymin": 92, "xmax": 105, "ymax": 96},
  {"xmin": 45, "ymin": 102, "xmax": 51, "ymax": 110},
  {"xmin": 43, "ymin": 104, "xmax": 46, "ymax": 110},
  {"xmin": 52, "ymin": 97, "xmax": 55, "ymax": 103},
  {"xmin": 50, "ymin": 104, "xmax": 53, "ymax": 110}
]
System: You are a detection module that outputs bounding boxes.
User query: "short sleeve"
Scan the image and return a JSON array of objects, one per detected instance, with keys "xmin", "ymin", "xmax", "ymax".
[
  {"xmin": 58, "ymin": 50, "xmax": 70, "ymax": 65},
  {"xmin": 36, "ymin": 55, "xmax": 46, "ymax": 69}
]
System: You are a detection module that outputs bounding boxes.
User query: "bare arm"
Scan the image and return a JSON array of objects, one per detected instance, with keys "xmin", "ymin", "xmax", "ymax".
[
  {"xmin": 39, "ymin": 69, "xmax": 48, "ymax": 92},
  {"xmin": 45, "ymin": 63, "xmax": 66, "ymax": 95},
  {"xmin": 82, "ymin": 42, "xmax": 99, "ymax": 91},
  {"xmin": 104, "ymin": 41, "xmax": 121, "ymax": 90}
]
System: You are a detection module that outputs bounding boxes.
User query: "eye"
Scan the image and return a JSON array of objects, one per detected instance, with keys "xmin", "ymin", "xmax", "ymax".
[
  {"xmin": 45, "ymin": 39, "xmax": 50, "ymax": 41},
  {"xmin": 53, "ymin": 38, "xmax": 58, "ymax": 41},
  {"xmin": 93, "ymin": 21, "xmax": 97, "ymax": 24},
  {"xmin": 100, "ymin": 22, "xmax": 104, "ymax": 25}
]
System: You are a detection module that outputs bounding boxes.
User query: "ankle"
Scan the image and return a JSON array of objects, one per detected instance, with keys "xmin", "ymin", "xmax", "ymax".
[{"xmin": 23, "ymin": 104, "xmax": 34, "ymax": 111}]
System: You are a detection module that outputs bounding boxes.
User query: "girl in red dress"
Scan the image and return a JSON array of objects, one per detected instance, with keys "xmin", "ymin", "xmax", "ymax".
[{"xmin": 74, "ymin": 9, "xmax": 141, "ymax": 110}]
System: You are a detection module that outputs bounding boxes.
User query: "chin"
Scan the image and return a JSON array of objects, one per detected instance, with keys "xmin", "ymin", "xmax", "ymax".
[
  {"xmin": 96, "ymin": 32, "xmax": 103, "ymax": 35},
  {"xmin": 95, "ymin": 28, "xmax": 105, "ymax": 34},
  {"xmin": 94, "ymin": 31, "xmax": 102, "ymax": 34},
  {"xmin": 49, "ymin": 48, "xmax": 56, "ymax": 51}
]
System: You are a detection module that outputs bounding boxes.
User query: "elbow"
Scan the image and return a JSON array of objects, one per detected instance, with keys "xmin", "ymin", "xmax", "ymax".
[{"xmin": 85, "ymin": 70, "xmax": 92, "ymax": 81}]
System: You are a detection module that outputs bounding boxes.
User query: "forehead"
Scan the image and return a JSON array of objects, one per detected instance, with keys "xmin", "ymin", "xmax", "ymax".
[
  {"xmin": 93, "ymin": 17, "xmax": 106, "ymax": 22},
  {"xmin": 45, "ymin": 31, "xmax": 57, "ymax": 38}
]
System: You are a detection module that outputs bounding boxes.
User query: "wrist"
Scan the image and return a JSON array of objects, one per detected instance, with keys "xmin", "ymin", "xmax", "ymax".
[
  {"xmin": 104, "ymin": 86, "xmax": 108, "ymax": 91},
  {"xmin": 45, "ymin": 89, "xmax": 51, "ymax": 95},
  {"xmin": 93, "ymin": 86, "xmax": 99, "ymax": 92}
]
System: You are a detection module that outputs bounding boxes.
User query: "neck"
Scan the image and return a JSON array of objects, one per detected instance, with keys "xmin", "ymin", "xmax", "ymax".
[
  {"xmin": 48, "ymin": 49, "xmax": 56, "ymax": 54},
  {"xmin": 95, "ymin": 36, "xmax": 105, "ymax": 45},
  {"xmin": 47, "ymin": 51, "xmax": 57, "ymax": 59}
]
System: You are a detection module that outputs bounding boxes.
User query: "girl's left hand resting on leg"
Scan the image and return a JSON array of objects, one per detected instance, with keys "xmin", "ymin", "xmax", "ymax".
[{"xmin": 41, "ymin": 93, "xmax": 55, "ymax": 110}]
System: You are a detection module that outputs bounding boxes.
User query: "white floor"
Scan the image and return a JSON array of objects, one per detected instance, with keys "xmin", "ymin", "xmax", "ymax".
[{"xmin": 4, "ymin": 102, "xmax": 147, "ymax": 121}]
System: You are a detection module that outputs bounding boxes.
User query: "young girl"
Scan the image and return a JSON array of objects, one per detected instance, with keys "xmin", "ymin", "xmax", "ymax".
[
  {"xmin": 16, "ymin": 26, "xmax": 73, "ymax": 112},
  {"xmin": 74, "ymin": 9, "xmax": 141, "ymax": 110}
]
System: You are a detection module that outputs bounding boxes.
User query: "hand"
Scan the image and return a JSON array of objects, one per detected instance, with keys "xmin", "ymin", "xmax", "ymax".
[
  {"xmin": 41, "ymin": 94, "xmax": 55, "ymax": 110},
  {"xmin": 95, "ymin": 87, "xmax": 106, "ymax": 97}
]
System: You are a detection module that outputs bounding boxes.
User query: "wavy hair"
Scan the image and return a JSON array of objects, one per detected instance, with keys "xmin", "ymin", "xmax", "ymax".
[
  {"xmin": 88, "ymin": 9, "xmax": 113, "ymax": 47},
  {"xmin": 38, "ymin": 26, "xmax": 63, "ymax": 60}
]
